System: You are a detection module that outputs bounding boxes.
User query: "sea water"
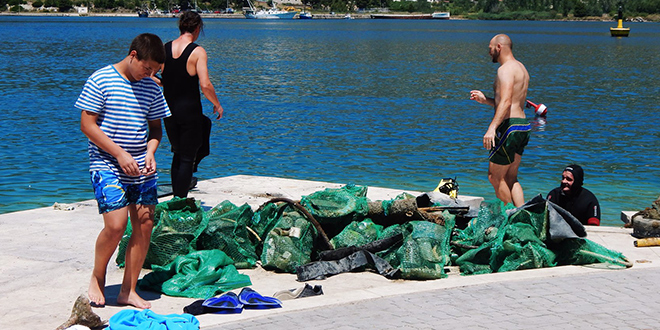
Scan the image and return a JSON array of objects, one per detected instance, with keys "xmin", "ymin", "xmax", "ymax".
[{"xmin": 0, "ymin": 16, "xmax": 658, "ymax": 225}]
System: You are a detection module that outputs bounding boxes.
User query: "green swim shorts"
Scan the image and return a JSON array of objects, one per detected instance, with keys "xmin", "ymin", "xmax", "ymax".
[{"xmin": 489, "ymin": 118, "xmax": 531, "ymax": 165}]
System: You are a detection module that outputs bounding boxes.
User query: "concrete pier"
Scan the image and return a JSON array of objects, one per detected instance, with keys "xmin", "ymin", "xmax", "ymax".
[{"xmin": 0, "ymin": 175, "xmax": 657, "ymax": 329}]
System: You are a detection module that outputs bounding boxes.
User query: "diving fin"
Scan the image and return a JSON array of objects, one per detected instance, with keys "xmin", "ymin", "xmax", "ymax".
[
  {"xmin": 238, "ymin": 287, "xmax": 282, "ymax": 309},
  {"xmin": 202, "ymin": 292, "xmax": 243, "ymax": 314}
]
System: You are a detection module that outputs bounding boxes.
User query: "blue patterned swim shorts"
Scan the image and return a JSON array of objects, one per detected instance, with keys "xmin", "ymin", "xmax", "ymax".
[{"xmin": 90, "ymin": 171, "xmax": 158, "ymax": 214}]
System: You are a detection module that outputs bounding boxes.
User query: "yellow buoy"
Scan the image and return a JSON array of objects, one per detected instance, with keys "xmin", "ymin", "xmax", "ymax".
[{"xmin": 610, "ymin": 4, "xmax": 630, "ymax": 37}]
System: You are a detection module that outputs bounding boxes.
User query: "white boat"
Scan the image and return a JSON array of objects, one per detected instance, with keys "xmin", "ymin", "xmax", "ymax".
[
  {"xmin": 432, "ymin": 12, "xmax": 450, "ymax": 19},
  {"xmin": 244, "ymin": 0, "xmax": 297, "ymax": 19}
]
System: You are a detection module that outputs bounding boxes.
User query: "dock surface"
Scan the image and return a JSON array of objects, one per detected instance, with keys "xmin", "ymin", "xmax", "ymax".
[{"xmin": 0, "ymin": 175, "xmax": 658, "ymax": 329}]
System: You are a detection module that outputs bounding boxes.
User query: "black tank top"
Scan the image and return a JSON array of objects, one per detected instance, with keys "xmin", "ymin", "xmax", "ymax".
[{"xmin": 162, "ymin": 41, "xmax": 202, "ymax": 118}]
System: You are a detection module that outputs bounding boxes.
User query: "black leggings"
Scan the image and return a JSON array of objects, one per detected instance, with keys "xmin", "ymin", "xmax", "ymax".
[
  {"xmin": 171, "ymin": 153, "xmax": 196, "ymax": 198},
  {"xmin": 165, "ymin": 115, "xmax": 204, "ymax": 198}
]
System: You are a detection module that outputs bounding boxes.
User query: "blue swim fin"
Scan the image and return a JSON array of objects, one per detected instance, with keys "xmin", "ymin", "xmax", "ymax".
[
  {"xmin": 202, "ymin": 292, "xmax": 243, "ymax": 314},
  {"xmin": 238, "ymin": 287, "xmax": 282, "ymax": 309}
]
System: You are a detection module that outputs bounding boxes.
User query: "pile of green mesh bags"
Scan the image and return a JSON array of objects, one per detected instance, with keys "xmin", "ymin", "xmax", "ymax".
[
  {"xmin": 117, "ymin": 183, "xmax": 630, "ymax": 285},
  {"xmin": 452, "ymin": 198, "xmax": 629, "ymax": 275},
  {"xmin": 295, "ymin": 185, "xmax": 455, "ymax": 279},
  {"xmin": 116, "ymin": 197, "xmax": 259, "ymax": 270}
]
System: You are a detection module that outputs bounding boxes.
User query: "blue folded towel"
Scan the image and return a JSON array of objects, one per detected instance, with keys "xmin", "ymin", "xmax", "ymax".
[{"xmin": 109, "ymin": 309, "xmax": 199, "ymax": 330}]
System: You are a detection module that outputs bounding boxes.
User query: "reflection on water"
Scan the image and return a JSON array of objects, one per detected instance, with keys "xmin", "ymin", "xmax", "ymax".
[
  {"xmin": 0, "ymin": 17, "xmax": 659, "ymax": 226},
  {"xmin": 530, "ymin": 116, "xmax": 547, "ymax": 132}
]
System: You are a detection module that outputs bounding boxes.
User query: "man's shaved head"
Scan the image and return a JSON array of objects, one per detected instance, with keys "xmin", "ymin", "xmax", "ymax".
[
  {"xmin": 491, "ymin": 34, "xmax": 512, "ymax": 50},
  {"xmin": 489, "ymin": 34, "xmax": 513, "ymax": 63}
]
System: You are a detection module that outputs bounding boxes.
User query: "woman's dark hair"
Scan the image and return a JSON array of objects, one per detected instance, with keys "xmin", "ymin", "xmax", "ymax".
[
  {"xmin": 179, "ymin": 11, "xmax": 203, "ymax": 34},
  {"xmin": 129, "ymin": 33, "xmax": 165, "ymax": 64}
]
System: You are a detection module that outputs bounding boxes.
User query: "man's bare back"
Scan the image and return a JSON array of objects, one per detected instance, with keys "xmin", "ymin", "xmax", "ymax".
[{"xmin": 493, "ymin": 59, "xmax": 529, "ymax": 120}]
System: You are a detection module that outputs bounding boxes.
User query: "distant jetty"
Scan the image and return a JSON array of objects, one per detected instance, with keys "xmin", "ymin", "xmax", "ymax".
[{"xmin": 370, "ymin": 12, "xmax": 450, "ymax": 19}]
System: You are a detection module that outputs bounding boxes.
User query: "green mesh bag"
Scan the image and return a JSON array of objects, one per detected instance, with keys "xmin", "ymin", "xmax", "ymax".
[
  {"xmin": 300, "ymin": 184, "xmax": 369, "ymax": 238},
  {"xmin": 384, "ymin": 212, "xmax": 456, "ymax": 280},
  {"xmin": 453, "ymin": 200, "xmax": 513, "ymax": 274},
  {"xmin": 376, "ymin": 224, "xmax": 405, "ymax": 265},
  {"xmin": 453, "ymin": 200, "xmax": 513, "ymax": 248},
  {"xmin": 139, "ymin": 249, "xmax": 252, "ymax": 299},
  {"xmin": 196, "ymin": 201, "xmax": 259, "ymax": 269},
  {"xmin": 261, "ymin": 204, "xmax": 318, "ymax": 273},
  {"xmin": 456, "ymin": 262, "xmax": 492, "ymax": 275},
  {"xmin": 251, "ymin": 201, "xmax": 285, "ymax": 244},
  {"xmin": 488, "ymin": 221, "xmax": 555, "ymax": 272},
  {"xmin": 116, "ymin": 197, "xmax": 208, "ymax": 268},
  {"xmin": 507, "ymin": 200, "xmax": 549, "ymax": 241},
  {"xmin": 455, "ymin": 198, "xmax": 630, "ymax": 275},
  {"xmin": 455, "ymin": 201, "xmax": 555, "ymax": 275},
  {"xmin": 330, "ymin": 218, "xmax": 383, "ymax": 249},
  {"xmin": 496, "ymin": 241, "xmax": 557, "ymax": 272}
]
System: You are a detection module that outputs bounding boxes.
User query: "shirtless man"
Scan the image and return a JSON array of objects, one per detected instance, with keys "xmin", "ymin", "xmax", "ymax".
[{"xmin": 470, "ymin": 34, "xmax": 530, "ymax": 207}]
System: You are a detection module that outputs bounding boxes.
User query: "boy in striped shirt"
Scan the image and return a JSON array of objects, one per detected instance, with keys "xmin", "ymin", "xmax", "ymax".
[{"xmin": 76, "ymin": 33, "xmax": 171, "ymax": 309}]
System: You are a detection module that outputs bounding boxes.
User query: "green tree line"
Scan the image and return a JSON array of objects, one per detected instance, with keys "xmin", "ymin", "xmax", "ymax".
[{"xmin": 3, "ymin": 0, "xmax": 659, "ymax": 18}]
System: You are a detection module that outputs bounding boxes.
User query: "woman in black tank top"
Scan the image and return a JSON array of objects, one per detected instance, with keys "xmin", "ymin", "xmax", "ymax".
[{"xmin": 161, "ymin": 11, "xmax": 224, "ymax": 198}]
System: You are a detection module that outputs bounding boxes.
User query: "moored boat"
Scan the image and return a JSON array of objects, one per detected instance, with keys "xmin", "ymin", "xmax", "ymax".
[
  {"xmin": 432, "ymin": 12, "xmax": 450, "ymax": 19},
  {"xmin": 244, "ymin": 0, "xmax": 297, "ymax": 19},
  {"xmin": 299, "ymin": 11, "xmax": 313, "ymax": 19},
  {"xmin": 370, "ymin": 13, "xmax": 433, "ymax": 19}
]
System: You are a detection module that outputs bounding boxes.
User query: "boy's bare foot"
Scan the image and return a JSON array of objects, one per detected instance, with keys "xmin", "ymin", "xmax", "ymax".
[
  {"xmin": 117, "ymin": 291, "xmax": 151, "ymax": 309},
  {"xmin": 88, "ymin": 275, "xmax": 106, "ymax": 307}
]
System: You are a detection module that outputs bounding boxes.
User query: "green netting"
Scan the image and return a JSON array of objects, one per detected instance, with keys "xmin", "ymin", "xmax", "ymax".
[
  {"xmin": 453, "ymin": 200, "xmax": 512, "ymax": 274},
  {"xmin": 508, "ymin": 200, "xmax": 548, "ymax": 241},
  {"xmin": 552, "ymin": 238, "xmax": 630, "ymax": 267},
  {"xmin": 453, "ymin": 200, "xmax": 513, "ymax": 248},
  {"xmin": 119, "ymin": 185, "xmax": 631, "ymax": 283},
  {"xmin": 260, "ymin": 204, "xmax": 318, "ymax": 273},
  {"xmin": 455, "ymin": 200, "xmax": 557, "ymax": 274},
  {"xmin": 138, "ymin": 249, "xmax": 252, "ymax": 299},
  {"xmin": 497, "ymin": 241, "xmax": 557, "ymax": 272},
  {"xmin": 375, "ymin": 224, "xmax": 405, "ymax": 263},
  {"xmin": 489, "ymin": 205, "xmax": 557, "ymax": 272},
  {"xmin": 251, "ymin": 202, "xmax": 281, "ymax": 241},
  {"xmin": 454, "ymin": 199, "xmax": 629, "ymax": 275},
  {"xmin": 382, "ymin": 212, "xmax": 456, "ymax": 280},
  {"xmin": 117, "ymin": 198, "xmax": 261, "ymax": 270},
  {"xmin": 330, "ymin": 218, "xmax": 384, "ymax": 249},
  {"xmin": 300, "ymin": 184, "xmax": 369, "ymax": 238},
  {"xmin": 196, "ymin": 201, "xmax": 259, "ymax": 269}
]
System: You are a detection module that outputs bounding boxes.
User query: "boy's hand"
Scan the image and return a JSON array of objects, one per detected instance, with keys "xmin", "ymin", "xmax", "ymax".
[
  {"xmin": 142, "ymin": 153, "xmax": 157, "ymax": 175},
  {"xmin": 117, "ymin": 152, "xmax": 141, "ymax": 176}
]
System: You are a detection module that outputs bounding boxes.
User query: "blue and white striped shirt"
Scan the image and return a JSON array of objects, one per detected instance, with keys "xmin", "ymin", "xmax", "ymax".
[{"xmin": 75, "ymin": 65, "xmax": 171, "ymax": 184}]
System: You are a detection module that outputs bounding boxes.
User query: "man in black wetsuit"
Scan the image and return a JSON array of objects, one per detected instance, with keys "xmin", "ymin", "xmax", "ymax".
[{"xmin": 547, "ymin": 164, "xmax": 601, "ymax": 226}]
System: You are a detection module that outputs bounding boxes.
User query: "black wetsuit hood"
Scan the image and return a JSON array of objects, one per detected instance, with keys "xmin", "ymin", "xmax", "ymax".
[{"xmin": 564, "ymin": 164, "xmax": 584, "ymax": 193}]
